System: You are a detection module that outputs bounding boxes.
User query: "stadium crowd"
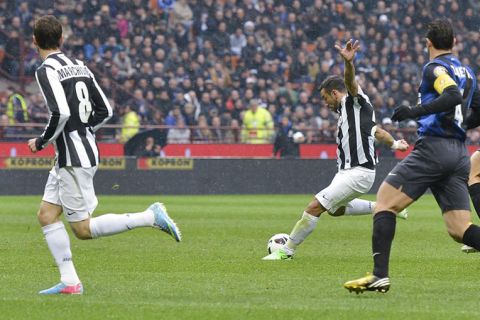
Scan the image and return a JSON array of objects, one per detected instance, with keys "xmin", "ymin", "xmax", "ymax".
[{"xmin": 1, "ymin": 0, "xmax": 480, "ymax": 145}]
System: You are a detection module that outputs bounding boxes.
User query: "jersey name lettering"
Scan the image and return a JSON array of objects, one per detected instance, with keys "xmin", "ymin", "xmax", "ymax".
[{"xmin": 57, "ymin": 65, "xmax": 90, "ymax": 81}]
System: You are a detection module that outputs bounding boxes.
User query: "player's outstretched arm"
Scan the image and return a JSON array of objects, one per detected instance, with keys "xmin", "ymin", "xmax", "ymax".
[
  {"xmin": 374, "ymin": 126, "xmax": 409, "ymax": 151},
  {"xmin": 335, "ymin": 39, "xmax": 360, "ymax": 96},
  {"xmin": 391, "ymin": 65, "xmax": 462, "ymax": 122}
]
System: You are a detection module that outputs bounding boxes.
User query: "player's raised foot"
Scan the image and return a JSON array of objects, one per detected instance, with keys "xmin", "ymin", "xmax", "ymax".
[
  {"xmin": 39, "ymin": 282, "xmax": 83, "ymax": 295},
  {"xmin": 150, "ymin": 202, "xmax": 182, "ymax": 242},
  {"xmin": 344, "ymin": 273, "xmax": 390, "ymax": 294},
  {"xmin": 262, "ymin": 248, "xmax": 293, "ymax": 260},
  {"xmin": 461, "ymin": 245, "xmax": 478, "ymax": 253},
  {"xmin": 397, "ymin": 208, "xmax": 408, "ymax": 220}
]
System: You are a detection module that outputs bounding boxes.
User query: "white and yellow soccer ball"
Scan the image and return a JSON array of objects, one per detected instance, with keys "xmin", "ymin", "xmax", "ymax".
[{"xmin": 267, "ymin": 233, "xmax": 289, "ymax": 254}]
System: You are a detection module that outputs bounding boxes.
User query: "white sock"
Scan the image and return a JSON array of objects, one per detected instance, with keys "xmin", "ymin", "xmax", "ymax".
[
  {"xmin": 89, "ymin": 211, "xmax": 154, "ymax": 238},
  {"xmin": 285, "ymin": 211, "xmax": 319, "ymax": 253},
  {"xmin": 345, "ymin": 199, "xmax": 375, "ymax": 216},
  {"xmin": 42, "ymin": 221, "xmax": 80, "ymax": 286}
]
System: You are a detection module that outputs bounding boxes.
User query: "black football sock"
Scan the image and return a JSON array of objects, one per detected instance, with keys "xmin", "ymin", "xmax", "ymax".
[
  {"xmin": 462, "ymin": 224, "xmax": 480, "ymax": 249},
  {"xmin": 468, "ymin": 183, "xmax": 480, "ymax": 220},
  {"xmin": 372, "ymin": 211, "xmax": 396, "ymax": 279}
]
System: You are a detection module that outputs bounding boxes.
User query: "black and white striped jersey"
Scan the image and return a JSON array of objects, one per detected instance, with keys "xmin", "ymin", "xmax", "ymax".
[
  {"xmin": 336, "ymin": 85, "xmax": 377, "ymax": 170},
  {"xmin": 35, "ymin": 51, "xmax": 112, "ymax": 168}
]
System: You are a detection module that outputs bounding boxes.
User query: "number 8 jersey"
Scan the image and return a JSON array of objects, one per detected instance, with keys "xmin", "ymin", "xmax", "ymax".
[
  {"xmin": 417, "ymin": 54, "xmax": 476, "ymax": 141},
  {"xmin": 35, "ymin": 52, "xmax": 113, "ymax": 168}
]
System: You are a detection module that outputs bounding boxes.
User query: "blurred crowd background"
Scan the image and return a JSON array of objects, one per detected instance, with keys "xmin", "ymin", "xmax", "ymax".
[{"xmin": 1, "ymin": 0, "xmax": 480, "ymax": 146}]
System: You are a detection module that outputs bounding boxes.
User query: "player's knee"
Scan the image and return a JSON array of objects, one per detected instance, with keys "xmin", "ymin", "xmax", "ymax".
[
  {"xmin": 446, "ymin": 225, "xmax": 465, "ymax": 243},
  {"xmin": 37, "ymin": 208, "xmax": 57, "ymax": 226},
  {"xmin": 37, "ymin": 209, "xmax": 46, "ymax": 223},
  {"xmin": 72, "ymin": 228, "xmax": 92, "ymax": 240},
  {"xmin": 306, "ymin": 199, "xmax": 323, "ymax": 216},
  {"xmin": 447, "ymin": 230, "xmax": 463, "ymax": 243},
  {"xmin": 328, "ymin": 207, "xmax": 345, "ymax": 217},
  {"xmin": 374, "ymin": 202, "xmax": 402, "ymax": 215},
  {"xmin": 70, "ymin": 222, "xmax": 92, "ymax": 240},
  {"xmin": 444, "ymin": 211, "xmax": 471, "ymax": 243}
]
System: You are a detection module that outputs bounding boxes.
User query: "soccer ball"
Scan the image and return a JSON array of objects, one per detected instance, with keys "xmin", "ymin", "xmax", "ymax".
[
  {"xmin": 293, "ymin": 131, "xmax": 305, "ymax": 143},
  {"xmin": 267, "ymin": 233, "xmax": 289, "ymax": 254}
]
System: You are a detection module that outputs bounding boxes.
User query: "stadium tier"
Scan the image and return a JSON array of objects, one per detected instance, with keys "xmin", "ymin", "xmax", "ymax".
[{"xmin": 1, "ymin": 0, "xmax": 479, "ymax": 150}]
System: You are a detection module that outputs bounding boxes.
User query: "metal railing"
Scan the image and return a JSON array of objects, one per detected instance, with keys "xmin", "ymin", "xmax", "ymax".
[{"xmin": 0, "ymin": 122, "xmax": 420, "ymax": 144}]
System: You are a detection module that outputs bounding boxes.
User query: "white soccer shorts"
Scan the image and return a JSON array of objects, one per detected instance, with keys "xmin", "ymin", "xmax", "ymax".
[
  {"xmin": 42, "ymin": 165, "xmax": 98, "ymax": 222},
  {"xmin": 315, "ymin": 166, "xmax": 375, "ymax": 213}
]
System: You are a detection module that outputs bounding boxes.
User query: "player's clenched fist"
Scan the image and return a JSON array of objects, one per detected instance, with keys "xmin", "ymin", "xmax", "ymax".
[{"xmin": 28, "ymin": 138, "xmax": 38, "ymax": 153}]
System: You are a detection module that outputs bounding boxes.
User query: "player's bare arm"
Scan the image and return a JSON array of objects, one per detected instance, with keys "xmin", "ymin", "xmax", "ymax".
[
  {"xmin": 391, "ymin": 65, "xmax": 462, "ymax": 122},
  {"xmin": 335, "ymin": 39, "xmax": 360, "ymax": 96},
  {"xmin": 374, "ymin": 127, "xmax": 409, "ymax": 151}
]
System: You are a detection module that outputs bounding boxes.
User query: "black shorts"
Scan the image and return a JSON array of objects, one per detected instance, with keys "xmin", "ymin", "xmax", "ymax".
[{"xmin": 385, "ymin": 136, "xmax": 470, "ymax": 212}]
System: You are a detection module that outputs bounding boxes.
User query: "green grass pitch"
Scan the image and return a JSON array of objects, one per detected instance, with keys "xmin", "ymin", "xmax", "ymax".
[{"xmin": 1, "ymin": 194, "xmax": 479, "ymax": 319}]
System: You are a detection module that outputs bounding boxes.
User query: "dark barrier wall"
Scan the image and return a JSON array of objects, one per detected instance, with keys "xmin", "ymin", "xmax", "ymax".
[{"xmin": 0, "ymin": 158, "xmax": 399, "ymax": 195}]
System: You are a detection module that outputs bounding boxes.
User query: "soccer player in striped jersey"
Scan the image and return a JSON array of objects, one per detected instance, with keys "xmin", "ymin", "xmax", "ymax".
[
  {"xmin": 345, "ymin": 19, "xmax": 480, "ymax": 294},
  {"xmin": 28, "ymin": 16, "xmax": 181, "ymax": 295},
  {"xmin": 262, "ymin": 39, "xmax": 409, "ymax": 261}
]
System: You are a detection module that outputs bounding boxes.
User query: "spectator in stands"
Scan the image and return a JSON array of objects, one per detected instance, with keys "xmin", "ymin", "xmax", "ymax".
[
  {"xmin": 242, "ymin": 99, "xmax": 274, "ymax": 144},
  {"xmin": 182, "ymin": 103, "xmax": 196, "ymax": 126},
  {"xmin": 194, "ymin": 115, "xmax": 213, "ymax": 142},
  {"xmin": 230, "ymin": 27, "xmax": 247, "ymax": 56},
  {"xmin": 120, "ymin": 104, "xmax": 140, "ymax": 143},
  {"xmin": 3, "ymin": 28, "xmax": 21, "ymax": 76},
  {"xmin": 172, "ymin": 0, "xmax": 193, "ymax": 28},
  {"xmin": 165, "ymin": 105, "xmax": 184, "ymax": 126},
  {"xmin": 210, "ymin": 116, "xmax": 224, "ymax": 142},
  {"xmin": 138, "ymin": 136, "xmax": 160, "ymax": 157},
  {"xmin": 273, "ymin": 116, "xmax": 302, "ymax": 159},
  {"xmin": 0, "ymin": 114, "xmax": 11, "ymax": 140},
  {"xmin": 468, "ymin": 130, "xmax": 480, "ymax": 145},
  {"xmin": 224, "ymin": 118, "xmax": 241, "ymax": 143},
  {"xmin": 405, "ymin": 120, "xmax": 419, "ymax": 142},
  {"xmin": 377, "ymin": 117, "xmax": 397, "ymax": 158},
  {"xmin": 28, "ymin": 93, "xmax": 49, "ymax": 124},
  {"xmin": 0, "ymin": 94, "xmax": 6, "ymax": 115},
  {"xmin": 6, "ymin": 88, "xmax": 28, "ymax": 124},
  {"xmin": 113, "ymin": 49, "xmax": 135, "ymax": 78},
  {"xmin": 2, "ymin": 0, "xmax": 480, "ymax": 146},
  {"xmin": 167, "ymin": 117, "xmax": 191, "ymax": 144},
  {"xmin": 129, "ymin": 89, "xmax": 149, "ymax": 121}
]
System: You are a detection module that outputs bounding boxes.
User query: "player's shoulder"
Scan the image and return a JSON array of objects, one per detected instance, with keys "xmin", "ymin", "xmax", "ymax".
[
  {"xmin": 424, "ymin": 55, "xmax": 456, "ymax": 76},
  {"xmin": 428, "ymin": 64, "xmax": 449, "ymax": 77},
  {"xmin": 422, "ymin": 62, "xmax": 448, "ymax": 82},
  {"xmin": 72, "ymin": 57, "xmax": 86, "ymax": 66},
  {"xmin": 35, "ymin": 62, "xmax": 56, "ymax": 79},
  {"xmin": 348, "ymin": 84, "xmax": 371, "ymax": 103},
  {"xmin": 44, "ymin": 52, "xmax": 86, "ymax": 67},
  {"xmin": 355, "ymin": 84, "xmax": 366, "ymax": 96}
]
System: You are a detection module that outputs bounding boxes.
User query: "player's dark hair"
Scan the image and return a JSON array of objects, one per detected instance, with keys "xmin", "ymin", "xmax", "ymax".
[
  {"xmin": 318, "ymin": 75, "xmax": 346, "ymax": 93},
  {"xmin": 34, "ymin": 15, "xmax": 62, "ymax": 50},
  {"xmin": 426, "ymin": 19, "xmax": 454, "ymax": 50}
]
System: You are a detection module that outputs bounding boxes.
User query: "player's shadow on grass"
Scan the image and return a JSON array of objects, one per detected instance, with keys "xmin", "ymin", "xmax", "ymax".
[{"xmin": 346, "ymin": 292, "xmax": 391, "ymax": 299}]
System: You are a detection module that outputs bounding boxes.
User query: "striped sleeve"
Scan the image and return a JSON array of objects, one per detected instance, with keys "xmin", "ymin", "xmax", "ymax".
[
  {"xmin": 35, "ymin": 66, "xmax": 71, "ymax": 150},
  {"xmin": 87, "ymin": 67, "xmax": 113, "ymax": 132}
]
